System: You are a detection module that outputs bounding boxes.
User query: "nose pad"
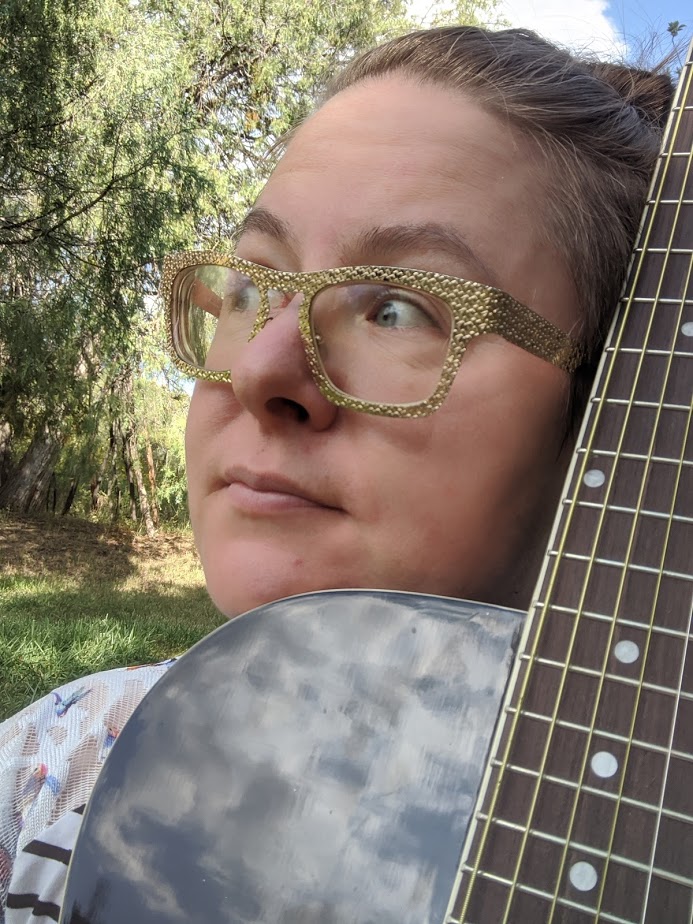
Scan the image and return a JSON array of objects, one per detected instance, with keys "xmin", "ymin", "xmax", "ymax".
[
  {"xmin": 231, "ymin": 289, "xmax": 337, "ymax": 429},
  {"xmin": 267, "ymin": 288, "xmax": 303, "ymax": 319}
]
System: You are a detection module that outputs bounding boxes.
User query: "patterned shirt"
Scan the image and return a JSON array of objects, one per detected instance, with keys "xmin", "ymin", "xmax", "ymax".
[{"xmin": 0, "ymin": 662, "xmax": 175, "ymax": 922}]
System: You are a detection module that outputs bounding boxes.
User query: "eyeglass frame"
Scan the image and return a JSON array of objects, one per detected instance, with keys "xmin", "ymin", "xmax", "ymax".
[{"xmin": 162, "ymin": 250, "xmax": 585, "ymax": 419}]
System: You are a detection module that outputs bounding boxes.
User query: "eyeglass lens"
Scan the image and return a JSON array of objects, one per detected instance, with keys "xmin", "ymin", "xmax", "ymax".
[{"xmin": 171, "ymin": 265, "xmax": 453, "ymax": 404}]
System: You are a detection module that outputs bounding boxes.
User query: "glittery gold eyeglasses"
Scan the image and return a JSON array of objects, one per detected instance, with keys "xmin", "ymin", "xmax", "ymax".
[{"xmin": 162, "ymin": 251, "xmax": 584, "ymax": 419}]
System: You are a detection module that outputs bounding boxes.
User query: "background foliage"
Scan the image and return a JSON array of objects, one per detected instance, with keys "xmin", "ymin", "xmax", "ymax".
[{"xmin": 0, "ymin": 0, "xmax": 497, "ymax": 533}]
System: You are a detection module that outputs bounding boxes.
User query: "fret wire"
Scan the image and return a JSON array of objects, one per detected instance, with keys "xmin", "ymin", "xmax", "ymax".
[
  {"xmin": 450, "ymin": 872, "xmax": 639, "ymax": 924},
  {"xmin": 452, "ymin": 47, "xmax": 693, "ymax": 922},
  {"xmin": 614, "ymin": 238, "xmax": 693, "ymax": 345},
  {"xmin": 630, "ymin": 294, "xmax": 693, "ymax": 303},
  {"xmin": 486, "ymin": 817, "xmax": 693, "ymax": 886},
  {"xmin": 610, "ymin": 345, "xmax": 693, "ymax": 356},
  {"xmin": 548, "ymin": 551, "xmax": 691, "ymax": 581},
  {"xmin": 506, "ymin": 706, "xmax": 693, "ymax": 766},
  {"xmin": 541, "ymin": 604, "xmax": 693, "ymax": 640},
  {"xmin": 499, "ymin": 362, "xmax": 647, "ymax": 924},
  {"xmin": 460, "ymin": 507, "xmax": 593, "ymax": 924},
  {"xmin": 631, "ymin": 299, "xmax": 693, "ymax": 307},
  {"xmin": 564, "ymin": 501, "xmax": 690, "ymax": 522},
  {"xmin": 444, "ymin": 580, "xmax": 540, "ymax": 919},
  {"xmin": 607, "ymin": 349, "xmax": 693, "ymax": 360},
  {"xmin": 600, "ymin": 398, "xmax": 690, "ymax": 411},
  {"xmin": 521, "ymin": 654, "xmax": 693, "ymax": 701},
  {"xmin": 633, "ymin": 247, "xmax": 693, "ymax": 254},
  {"xmin": 576, "ymin": 443, "xmax": 691, "ymax": 457},
  {"xmin": 576, "ymin": 448, "xmax": 692, "ymax": 466},
  {"xmin": 640, "ymin": 488, "xmax": 693, "ymax": 919},
  {"xmin": 509, "ymin": 707, "xmax": 693, "ymax": 763},
  {"xmin": 488, "ymin": 763, "xmax": 693, "ymax": 825},
  {"xmin": 572, "ymin": 500, "xmax": 692, "ymax": 527},
  {"xmin": 456, "ymin": 473, "xmax": 686, "ymax": 924},
  {"xmin": 453, "ymin": 862, "xmax": 693, "ymax": 924}
]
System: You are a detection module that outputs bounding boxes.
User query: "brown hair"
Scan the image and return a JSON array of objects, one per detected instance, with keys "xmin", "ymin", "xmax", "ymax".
[{"xmin": 319, "ymin": 27, "xmax": 675, "ymax": 421}]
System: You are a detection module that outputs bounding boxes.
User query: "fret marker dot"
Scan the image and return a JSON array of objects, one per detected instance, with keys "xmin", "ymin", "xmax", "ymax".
[
  {"xmin": 583, "ymin": 469, "xmax": 605, "ymax": 488},
  {"xmin": 569, "ymin": 861, "xmax": 598, "ymax": 892},
  {"xmin": 614, "ymin": 640, "xmax": 639, "ymax": 664},
  {"xmin": 591, "ymin": 751, "xmax": 619, "ymax": 778},
  {"xmin": 682, "ymin": 321, "xmax": 693, "ymax": 337}
]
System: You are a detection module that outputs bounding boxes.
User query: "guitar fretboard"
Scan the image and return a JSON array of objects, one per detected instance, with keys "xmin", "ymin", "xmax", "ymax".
[{"xmin": 448, "ymin": 44, "xmax": 693, "ymax": 924}]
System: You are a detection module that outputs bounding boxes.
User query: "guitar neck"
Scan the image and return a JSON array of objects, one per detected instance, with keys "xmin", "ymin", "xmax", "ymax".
[{"xmin": 448, "ymin": 42, "xmax": 693, "ymax": 924}]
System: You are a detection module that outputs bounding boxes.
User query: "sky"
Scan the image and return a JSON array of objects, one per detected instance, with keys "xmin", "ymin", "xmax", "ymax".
[
  {"xmin": 496, "ymin": 0, "xmax": 686, "ymax": 59},
  {"xmin": 411, "ymin": 0, "xmax": 689, "ymax": 61}
]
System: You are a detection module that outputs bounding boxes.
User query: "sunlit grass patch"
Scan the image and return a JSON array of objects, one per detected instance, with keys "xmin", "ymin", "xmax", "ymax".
[
  {"xmin": 0, "ymin": 607, "xmax": 222, "ymax": 719},
  {"xmin": 0, "ymin": 516, "xmax": 224, "ymax": 720}
]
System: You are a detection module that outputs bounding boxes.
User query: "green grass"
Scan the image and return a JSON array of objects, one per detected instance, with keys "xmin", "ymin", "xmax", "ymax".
[{"xmin": 0, "ymin": 514, "xmax": 224, "ymax": 720}]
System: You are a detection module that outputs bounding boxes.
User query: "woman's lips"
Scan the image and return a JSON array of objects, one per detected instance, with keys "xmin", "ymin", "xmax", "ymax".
[{"xmin": 223, "ymin": 469, "xmax": 339, "ymax": 514}]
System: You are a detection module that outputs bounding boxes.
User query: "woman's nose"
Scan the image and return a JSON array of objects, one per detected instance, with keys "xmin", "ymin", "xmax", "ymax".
[
  {"xmin": 230, "ymin": 293, "xmax": 338, "ymax": 429},
  {"xmin": 267, "ymin": 287, "xmax": 297, "ymax": 316}
]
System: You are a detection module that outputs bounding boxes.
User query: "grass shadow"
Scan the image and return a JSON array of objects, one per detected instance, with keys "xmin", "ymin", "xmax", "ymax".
[{"xmin": 0, "ymin": 513, "xmax": 138, "ymax": 587}]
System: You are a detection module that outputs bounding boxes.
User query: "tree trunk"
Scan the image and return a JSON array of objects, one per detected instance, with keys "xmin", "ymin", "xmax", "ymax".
[
  {"xmin": 118, "ymin": 420, "xmax": 139, "ymax": 524},
  {"xmin": 114, "ymin": 369, "xmax": 156, "ymax": 537},
  {"xmin": 125, "ymin": 426, "xmax": 156, "ymax": 537},
  {"xmin": 144, "ymin": 434, "xmax": 159, "ymax": 527},
  {"xmin": 112, "ymin": 477, "xmax": 121, "ymax": 521},
  {"xmin": 0, "ymin": 423, "xmax": 61, "ymax": 513},
  {"xmin": 92, "ymin": 424, "xmax": 117, "ymax": 512},
  {"xmin": 0, "ymin": 421, "xmax": 12, "ymax": 489},
  {"xmin": 61, "ymin": 477, "xmax": 79, "ymax": 515},
  {"xmin": 48, "ymin": 473, "xmax": 57, "ymax": 513}
]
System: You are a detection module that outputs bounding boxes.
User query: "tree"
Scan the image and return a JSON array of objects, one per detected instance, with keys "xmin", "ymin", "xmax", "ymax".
[
  {"xmin": 624, "ymin": 19, "xmax": 688, "ymax": 75},
  {"xmin": 0, "ymin": 0, "xmax": 499, "ymax": 526}
]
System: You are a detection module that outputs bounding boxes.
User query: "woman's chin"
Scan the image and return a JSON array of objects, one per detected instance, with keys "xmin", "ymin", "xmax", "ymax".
[{"xmin": 205, "ymin": 568, "xmax": 348, "ymax": 620}]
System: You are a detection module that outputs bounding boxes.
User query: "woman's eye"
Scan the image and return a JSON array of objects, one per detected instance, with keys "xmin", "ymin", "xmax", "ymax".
[
  {"xmin": 223, "ymin": 284, "xmax": 260, "ymax": 313},
  {"xmin": 372, "ymin": 298, "xmax": 435, "ymax": 329}
]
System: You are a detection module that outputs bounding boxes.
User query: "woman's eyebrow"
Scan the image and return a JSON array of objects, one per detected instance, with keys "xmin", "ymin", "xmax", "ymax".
[
  {"xmin": 345, "ymin": 223, "xmax": 499, "ymax": 286},
  {"xmin": 236, "ymin": 208, "xmax": 498, "ymax": 286},
  {"xmin": 235, "ymin": 207, "xmax": 299, "ymax": 255}
]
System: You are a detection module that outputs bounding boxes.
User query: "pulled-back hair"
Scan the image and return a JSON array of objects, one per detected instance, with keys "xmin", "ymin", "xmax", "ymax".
[{"xmin": 320, "ymin": 27, "xmax": 675, "ymax": 421}]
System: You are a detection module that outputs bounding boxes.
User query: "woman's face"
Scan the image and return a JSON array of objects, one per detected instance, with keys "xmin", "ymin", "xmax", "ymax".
[{"xmin": 185, "ymin": 75, "xmax": 582, "ymax": 618}]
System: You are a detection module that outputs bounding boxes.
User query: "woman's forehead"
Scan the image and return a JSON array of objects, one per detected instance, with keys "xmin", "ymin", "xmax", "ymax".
[
  {"xmin": 255, "ymin": 80, "xmax": 530, "ymax": 249},
  {"xmin": 281, "ymin": 75, "xmax": 526, "ymax": 184},
  {"xmin": 247, "ymin": 75, "xmax": 580, "ymax": 331}
]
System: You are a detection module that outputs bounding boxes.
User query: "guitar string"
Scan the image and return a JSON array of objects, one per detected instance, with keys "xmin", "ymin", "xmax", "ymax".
[
  {"xmin": 488, "ymin": 814, "xmax": 692, "ymax": 881},
  {"xmin": 638, "ymin": 406, "xmax": 693, "ymax": 921},
  {"xmin": 539, "ymin": 136, "xmax": 683, "ymax": 924},
  {"xmin": 547, "ymin": 63, "xmax": 693, "ymax": 923},
  {"xmin": 529, "ymin": 655, "xmax": 693, "ymax": 702},
  {"xmin": 510, "ymin": 709, "xmax": 693, "ymax": 762},
  {"xmin": 448, "ymin": 63, "xmax": 692, "ymax": 924},
  {"xmin": 449, "ymin": 44, "xmax": 691, "ymax": 923},
  {"xmin": 448, "ymin": 466, "xmax": 689, "ymax": 921},
  {"xmin": 493, "ymin": 758, "xmax": 693, "ymax": 828},
  {"xmin": 587, "ymin": 324, "xmax": 692, "ymax": 916},
  {"xmin": 601, "ymin": 87, "xmax": 693, "ymax": 924},
  {"xmin": 521, "ymin": 64, "xmax": 693, "ymax": 923}
]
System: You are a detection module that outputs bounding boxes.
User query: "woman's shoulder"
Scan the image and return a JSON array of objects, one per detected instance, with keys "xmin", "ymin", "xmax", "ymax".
[
  {"xmin": 1, "ymin": 660, "xmax": 177, "ymax": 772},
  {"xmin": 0, "ymin": 660, "xmax": 176, "ymax": 918}
]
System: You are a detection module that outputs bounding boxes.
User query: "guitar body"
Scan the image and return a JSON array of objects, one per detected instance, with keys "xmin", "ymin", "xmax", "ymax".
[{"xmin": 60, "ymin": 591, "xmax": 522, "ymax": 924}]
